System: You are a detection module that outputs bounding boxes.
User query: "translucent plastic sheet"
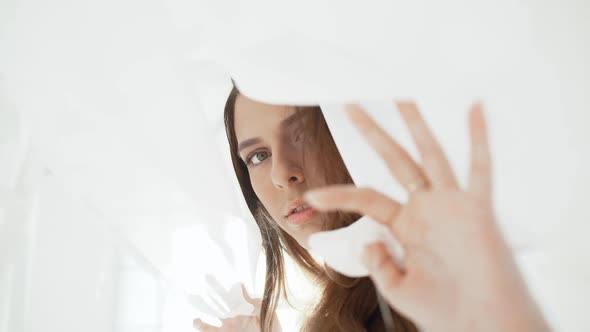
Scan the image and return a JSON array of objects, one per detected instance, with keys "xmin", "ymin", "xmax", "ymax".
[{"xmin": 1, "ymin": 0, "xmax": 590, "ymax": 331}]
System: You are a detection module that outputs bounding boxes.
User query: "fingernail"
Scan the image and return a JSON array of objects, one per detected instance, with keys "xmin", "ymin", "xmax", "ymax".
[
  {"xmin": 344, "ymin": 103, "xmax": 365, "ymax": 122},
  {"xmin": 395, "ymin": 100, "xmax": 415, "ymax": 109},
  {"xmin": 345, "ymin": 103, "xmax": 362, "ymax": 112},
  {"xmin": 473, "ymin": 101, "xmax": 485, "ymax": 112},
  {"xmin": 304, "ymin": 191, "xmax": 323, "ymax": 205}
]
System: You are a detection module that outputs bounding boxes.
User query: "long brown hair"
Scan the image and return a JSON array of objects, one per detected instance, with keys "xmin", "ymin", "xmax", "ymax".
[{"xmin": 223, "ymin": 86, "xmax": 418, "ymax": 332}]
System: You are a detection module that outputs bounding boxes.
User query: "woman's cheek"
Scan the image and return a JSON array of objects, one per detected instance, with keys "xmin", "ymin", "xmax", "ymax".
[
  {"xmin": 249, "ymin": 173, "xmax": 265, "ymax": 201},
  {"xmin": 249, "ymin": 169, "xmax": 277, "ymax": 215}
]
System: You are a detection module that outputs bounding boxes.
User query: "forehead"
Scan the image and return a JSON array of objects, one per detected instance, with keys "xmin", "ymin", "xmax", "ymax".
[{"xmin": 234, "ymin": 94, "xmax": 295, "ymax": 141}]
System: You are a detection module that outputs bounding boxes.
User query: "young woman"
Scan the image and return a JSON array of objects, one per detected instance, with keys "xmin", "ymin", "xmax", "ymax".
[
  {"xmin": 194, "ymin": 86, "xmax": 550, "ymax": 332},
  {"xmin": 194, "ymin": 86, "xmax": 418, "ymax": 332}
]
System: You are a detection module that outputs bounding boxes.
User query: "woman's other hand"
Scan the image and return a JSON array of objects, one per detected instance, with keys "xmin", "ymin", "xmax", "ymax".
[
  {"xmin": 305, "ymin": 102, "xmax": 551, "ymax": 332},
  {"xmin": 193, "ymin": 285, "xmax": 272, "ymax": 332}
]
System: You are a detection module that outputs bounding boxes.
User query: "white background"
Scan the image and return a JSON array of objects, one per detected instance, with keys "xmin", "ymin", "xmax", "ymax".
[{"xmin": 1, "ymin": 0, "xmax": 589, "ymax": 331}]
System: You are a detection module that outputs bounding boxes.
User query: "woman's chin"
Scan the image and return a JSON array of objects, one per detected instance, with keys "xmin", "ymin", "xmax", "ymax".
[
  {"xmin": 289, "ymin": 221, "xmax": 323, "ymax": 248},
  {"xmin": 286, "ymin": 213, "xmax": 320, "ymax": 231}
]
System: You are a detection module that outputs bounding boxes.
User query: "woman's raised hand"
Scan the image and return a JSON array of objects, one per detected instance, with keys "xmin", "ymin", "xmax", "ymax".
[{"xmin": 304, "ymin": 102, "xmax": 551, "ymax": 332}]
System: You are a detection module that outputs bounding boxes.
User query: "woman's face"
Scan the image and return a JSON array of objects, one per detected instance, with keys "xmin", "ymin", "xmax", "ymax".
[{"xmin": 234, "ymin": 94, "xmax": 328, "ymax": 247}]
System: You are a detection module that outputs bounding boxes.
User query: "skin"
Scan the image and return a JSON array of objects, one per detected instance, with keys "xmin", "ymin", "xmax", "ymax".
[
  {"xmin": 194, "ymin": 286, "xmax": 263, "ymax": 332},
  {"xmin": 233, "ymin": 94, "xmax": 327, "ymax": 246},
  {"xmin": 305, "ymin": 102, "xmax": 552, "ymax": 332}
]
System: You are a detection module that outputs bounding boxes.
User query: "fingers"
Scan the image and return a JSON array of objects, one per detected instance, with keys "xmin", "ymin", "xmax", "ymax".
[
  {"xmin": 397, "ymin": 101, "xmax": 459, "ymax": 189},
  {"xmin": 304, "ymin": 185, "xmax": 402, "ymax": 227},
  {"xmin": 363, "ymin": 243, "xmax": 405, "ymax": 297},
  {"xmin": 346, "ymin": 104, "xmax": 428, "ymax": 193},
  {"xmin": 467, "ymin": 103, "xmax": 492, "ymax": 201},
  {"xmin": 240, "ymin": 284, "xmax": 255, "ymax": 304}
]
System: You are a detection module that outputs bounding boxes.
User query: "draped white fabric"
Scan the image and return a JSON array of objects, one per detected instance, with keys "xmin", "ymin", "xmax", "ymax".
[{"xmin": 1, "ymin": 0, "xmax": 589, "ymax": 331}]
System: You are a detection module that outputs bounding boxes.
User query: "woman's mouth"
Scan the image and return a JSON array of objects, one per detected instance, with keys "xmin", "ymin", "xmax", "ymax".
[{"xmin": 286, "ymin": 205, "xmax": 317, "ymax": 225}]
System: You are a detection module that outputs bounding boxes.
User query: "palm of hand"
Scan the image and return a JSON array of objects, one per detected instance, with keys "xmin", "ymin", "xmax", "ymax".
[{"xmin": 389, "ymin": 191, "xmax": 506, "ymax": 331}]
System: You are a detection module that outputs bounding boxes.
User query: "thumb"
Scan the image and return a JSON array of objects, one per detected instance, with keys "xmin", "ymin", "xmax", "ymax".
[
  {"xmin": 241, "ymin": 284, "xmax": 262, "ymax": 315},
  {"xmin": 363, "ymin": 243, "xmax": 405, "ymax": 305}
]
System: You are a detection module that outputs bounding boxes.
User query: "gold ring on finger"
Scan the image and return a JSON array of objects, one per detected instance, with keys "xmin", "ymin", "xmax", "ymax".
[{"xmin": 406, "ymin": 178, "xmax": 428, "ymax": 193}]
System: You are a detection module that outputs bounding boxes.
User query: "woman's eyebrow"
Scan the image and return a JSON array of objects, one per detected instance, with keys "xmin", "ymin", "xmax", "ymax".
[{"xmin": 238, "ymin": 137, "xmax": 262, "ymax": 154}]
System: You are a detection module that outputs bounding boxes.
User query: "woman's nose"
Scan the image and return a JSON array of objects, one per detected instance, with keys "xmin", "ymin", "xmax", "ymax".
[{"xmin": 270, "ymin": 149, "xmax": 305, "ymax": 190}]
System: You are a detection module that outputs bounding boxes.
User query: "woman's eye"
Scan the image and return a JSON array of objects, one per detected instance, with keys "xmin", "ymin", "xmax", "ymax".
[{"xmin": 248, "ymin": 151, "xmax": 270, "ymax": 165}]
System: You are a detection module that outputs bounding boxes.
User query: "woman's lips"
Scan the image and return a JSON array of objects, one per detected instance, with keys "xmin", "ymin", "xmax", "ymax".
[{"xmin": 286, "ymin": 207, "xmax": 316, "ymax": 225}]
